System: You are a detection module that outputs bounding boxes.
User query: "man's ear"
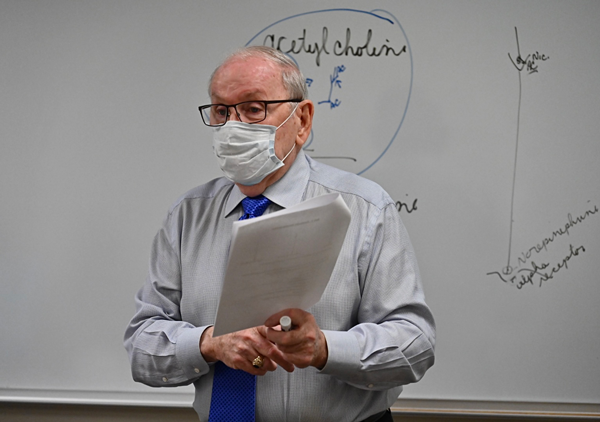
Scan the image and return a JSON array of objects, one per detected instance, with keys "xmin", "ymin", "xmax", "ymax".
[{"xmin": 295, "ymin": 100, "xmax": 314, "ymax": 147}]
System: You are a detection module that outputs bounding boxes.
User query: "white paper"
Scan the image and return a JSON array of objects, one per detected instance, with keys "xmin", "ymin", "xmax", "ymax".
[{"xmin": 212, "ymin": 193, "xmax": 351, "ymax": 337}]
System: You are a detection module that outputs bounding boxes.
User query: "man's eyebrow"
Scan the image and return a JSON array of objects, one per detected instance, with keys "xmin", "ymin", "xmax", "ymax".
[{"xmin": 211, "ymin": 90, "xmax": 268, "ymax": 104}]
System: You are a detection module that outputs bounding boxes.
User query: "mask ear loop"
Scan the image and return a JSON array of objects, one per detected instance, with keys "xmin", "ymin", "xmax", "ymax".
[
  {"xmin": 276, "ymin": 102, "xmax": 301, "ymax": 163},
  {"xmin": 276, "ymin": 102, "xmax": 301, "ymax": 130},
  {"xmin": 281, "ymin": 142, "xmax": 295, "ymax": 163}
]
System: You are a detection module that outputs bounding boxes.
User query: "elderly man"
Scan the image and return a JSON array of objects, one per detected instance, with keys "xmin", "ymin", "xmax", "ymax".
[{"xmin": 124, "ymin": 45, "xmax": 435, "ymax": 422}]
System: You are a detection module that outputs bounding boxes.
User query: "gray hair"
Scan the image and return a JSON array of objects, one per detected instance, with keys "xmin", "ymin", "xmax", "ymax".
[{"xmin": 208, "ymin": 46, "xmax": 308, "ymax": 100}]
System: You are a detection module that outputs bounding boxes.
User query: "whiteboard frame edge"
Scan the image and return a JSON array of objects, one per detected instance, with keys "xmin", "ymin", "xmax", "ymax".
[
  {"xmin": 1, "ymin": 389, "xmax": 599, "ymax": 418},
  {"xmin": 393, "ymin": 398, "xmax": 600, "ymax": 419},
  {"xmin": 0, "ymin": 388, "xmax": 194, "ymax": 408}
]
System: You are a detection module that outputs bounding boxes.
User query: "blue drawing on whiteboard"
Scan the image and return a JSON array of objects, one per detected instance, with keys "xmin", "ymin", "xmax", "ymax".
[
  {"xmin": 318, "ymin": 64, "xmax": 345, "ymax": 109},
  {"xmin": 245, "ymin": 8, "xmax": 412, "ymax": 176}
]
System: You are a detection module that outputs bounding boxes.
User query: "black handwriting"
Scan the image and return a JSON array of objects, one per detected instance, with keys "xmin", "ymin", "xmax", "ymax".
[
  {"xmin": 508, "ymin": 27, "xmax": 549, "ymax": 74},
  {"xmin": 396, "ymin": 197, "xmax": 418, "ymax": 214},
  {"xmin": 488, "ymin": 244, "xmax": 586, "ymax": 289},
  {"xmin": 517, "ymin": 205, "xmax": 598, "ymax": 268},
  {"xmin": 264, "ymin": 27, "xmax": 407, "ymax": 67}
]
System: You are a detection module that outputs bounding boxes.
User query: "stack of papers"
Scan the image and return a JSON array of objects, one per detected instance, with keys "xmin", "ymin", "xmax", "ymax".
[{"xmin": 213, "ymin": 193, "xmax": 351, "ymax": 336}]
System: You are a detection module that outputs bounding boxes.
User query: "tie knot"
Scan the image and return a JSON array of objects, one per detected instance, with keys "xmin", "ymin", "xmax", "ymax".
[{"xmin": 240, "ymin": 195, "xmax": 271, "ymax": 220}]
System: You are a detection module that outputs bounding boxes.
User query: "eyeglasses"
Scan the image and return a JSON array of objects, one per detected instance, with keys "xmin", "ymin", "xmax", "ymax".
[{"xmin": 198, "ymin": 99, "xmax": 302, "ymax": 127}]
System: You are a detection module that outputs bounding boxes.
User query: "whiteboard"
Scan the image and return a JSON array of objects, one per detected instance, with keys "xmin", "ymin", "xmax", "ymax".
[{"xmin": 1, "ymin": 0, "xmax": 599, "ymax": 415}]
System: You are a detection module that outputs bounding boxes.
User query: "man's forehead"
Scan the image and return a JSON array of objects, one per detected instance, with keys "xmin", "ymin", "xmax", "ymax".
[{"xmin": 210, "ymin": 56, "xmax": 285, "ymax": 101}]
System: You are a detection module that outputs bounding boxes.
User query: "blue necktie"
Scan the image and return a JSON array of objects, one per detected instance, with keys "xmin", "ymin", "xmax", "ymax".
[
  {"xmin": 239, "ymin": 195, "xmax": 271, "ymax": 221},
  {"xmin": 208, "ymin": 195, "xmax": 271, "ymax": 422}
]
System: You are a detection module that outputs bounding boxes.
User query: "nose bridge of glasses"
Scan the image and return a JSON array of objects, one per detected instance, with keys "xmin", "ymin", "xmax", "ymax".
[{"xmin": 227, "ymin": 104, "xmax": 243, "ymax": 122}]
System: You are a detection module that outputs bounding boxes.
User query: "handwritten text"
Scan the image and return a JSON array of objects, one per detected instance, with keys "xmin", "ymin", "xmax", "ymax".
[
  {"xmin": 264, "ymin": 27, "xmax": 407, "ymax": 66},
  {"xmin": 488, "ymin": 244, "xmax": 586, "ymax": 289},
  {"xmin": 508, "ymin": 27, "xmax": 549, "ymax": 74}
]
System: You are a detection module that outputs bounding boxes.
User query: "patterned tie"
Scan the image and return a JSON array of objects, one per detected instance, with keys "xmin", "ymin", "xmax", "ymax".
[
  {"xmin": 208, "ymin": 195, "xmax": 271, "ymax": 422},
  {"xmin": 239, "ymin": 195, "xmax": 271, "ymax": 221}
]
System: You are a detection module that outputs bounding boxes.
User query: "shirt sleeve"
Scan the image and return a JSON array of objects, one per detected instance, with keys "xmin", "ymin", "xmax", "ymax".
[
  {"xmin": 319, "ymin": 202, "xmax": 436, "ymax": 391},
  {"xmin": 123, "ymin": 214, "xmax": 211, "ymax": 387}
]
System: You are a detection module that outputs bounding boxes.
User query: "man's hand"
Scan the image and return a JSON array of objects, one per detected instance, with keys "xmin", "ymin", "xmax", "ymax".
[
  {"xmin": 262, "ymin": 309, "xmax": 328, "ymax": 370},
  {"xmin": 200, "ymin": 326, "xmax": 295, "ymax": 375}
]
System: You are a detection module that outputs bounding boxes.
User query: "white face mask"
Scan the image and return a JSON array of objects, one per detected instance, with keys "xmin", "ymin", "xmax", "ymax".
[{"xmin": 212, "ymin": 104, "xmax": 298, "ymax": 186}]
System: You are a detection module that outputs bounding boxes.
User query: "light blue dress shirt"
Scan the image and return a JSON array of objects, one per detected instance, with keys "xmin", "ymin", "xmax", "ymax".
[{"xmin": 124, "ymin": 149, "xmax": 435, "ymax": 421}]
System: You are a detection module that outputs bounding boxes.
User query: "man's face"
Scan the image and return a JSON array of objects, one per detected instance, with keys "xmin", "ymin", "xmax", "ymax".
[{"xmin": 209, "ymin": 56, "xmax": 302, "ymax": 196}]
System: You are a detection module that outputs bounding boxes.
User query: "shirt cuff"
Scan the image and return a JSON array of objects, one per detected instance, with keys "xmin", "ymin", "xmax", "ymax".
[
  {"xmin": 175, "ymin": 325, "xmax": 212, "ymax": 378},
  {"xmin": 319, "ymin": 330, "xmax": 361, "ymax": 375}
]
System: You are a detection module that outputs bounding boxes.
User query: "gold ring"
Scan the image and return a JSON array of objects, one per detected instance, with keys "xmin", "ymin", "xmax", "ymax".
[{"xmin": 252, "ymin": 356, "xmax": 264, "ymax": 368}]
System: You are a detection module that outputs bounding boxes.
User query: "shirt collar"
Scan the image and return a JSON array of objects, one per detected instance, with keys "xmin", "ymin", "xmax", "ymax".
[{"xmin": 224, "ymin": 148, "xmax": 309, "ymax": 217}]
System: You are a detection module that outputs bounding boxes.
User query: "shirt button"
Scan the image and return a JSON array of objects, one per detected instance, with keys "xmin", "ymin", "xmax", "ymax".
[
  {"xmin": 367, "ymin": 383, "xmax": 374, "ymax": 388},
  {"xmin": 194, "ymin": 368, "xmax": 200, "ymax": 374},
  {"xmin": 162, "ymin": 377, "xmax": 168, "ymax": 382}
]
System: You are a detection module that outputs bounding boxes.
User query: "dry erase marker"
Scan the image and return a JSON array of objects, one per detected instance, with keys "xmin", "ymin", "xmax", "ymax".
[{"xmin": 280, "ymin": 315, "xmax": 292, "ymax": 331}]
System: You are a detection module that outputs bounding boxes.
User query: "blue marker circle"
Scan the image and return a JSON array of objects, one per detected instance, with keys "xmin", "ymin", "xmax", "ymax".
[{"xmin": 245, "ymin": 8, "xmax": 413, "ymax": 175}]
